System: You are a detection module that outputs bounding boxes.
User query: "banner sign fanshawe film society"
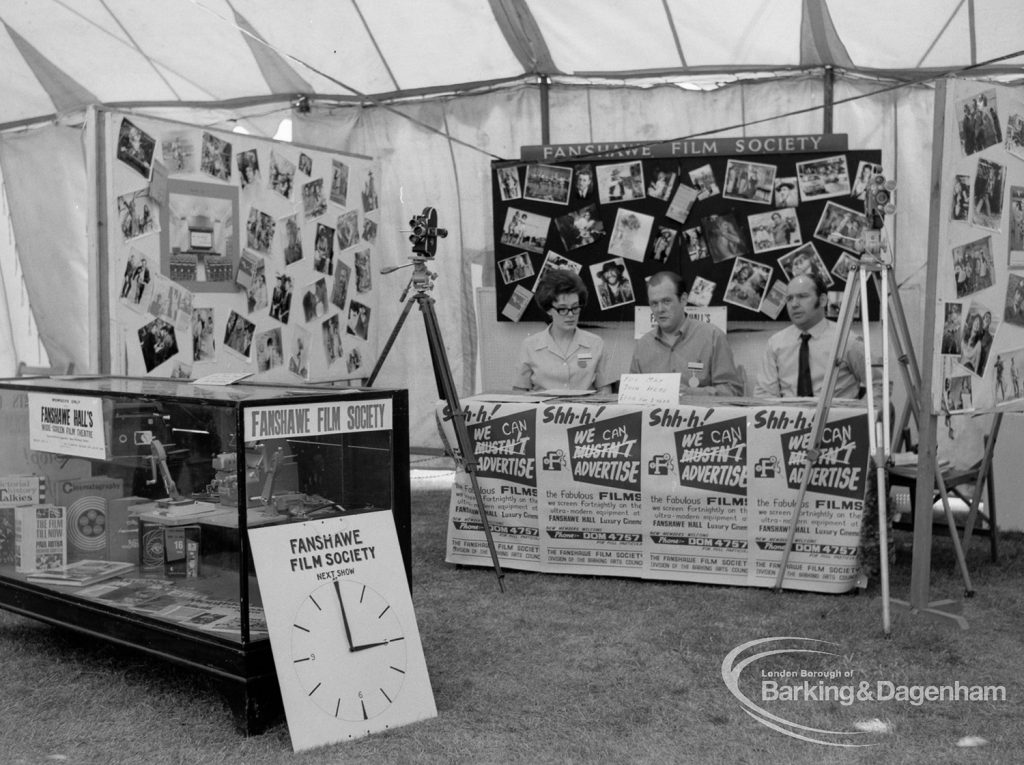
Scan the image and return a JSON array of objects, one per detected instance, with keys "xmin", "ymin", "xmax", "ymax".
[{"xmin": 442, "ymin": 396, "xmax": 869, "ymax": 593}]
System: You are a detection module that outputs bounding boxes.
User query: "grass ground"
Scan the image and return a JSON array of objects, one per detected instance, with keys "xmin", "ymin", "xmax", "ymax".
[{"xmin": 0, "ymin": 477, "xmax": 1021, "ymax": 764}]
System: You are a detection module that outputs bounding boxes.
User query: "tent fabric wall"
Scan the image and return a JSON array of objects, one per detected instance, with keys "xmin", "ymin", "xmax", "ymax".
[{"xmin": 0, "ymin": 124, "xmax": 88, "ymax": 373}]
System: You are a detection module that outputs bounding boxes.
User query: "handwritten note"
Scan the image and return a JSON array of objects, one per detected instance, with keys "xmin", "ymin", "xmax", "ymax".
[{"xmin": 617, "ymin": 374, "xmax": 681, "ymax": 406}]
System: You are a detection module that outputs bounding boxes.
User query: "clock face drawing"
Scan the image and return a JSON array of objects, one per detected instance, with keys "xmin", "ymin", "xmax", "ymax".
[{"xmin": 291, "ymin": 579, "xmax": 407, "ymax": 721}]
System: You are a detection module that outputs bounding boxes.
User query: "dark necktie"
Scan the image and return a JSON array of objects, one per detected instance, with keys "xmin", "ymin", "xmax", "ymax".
[{"xmin": 797, "ymin": 332, "xmax": 813, "ymax": 396}]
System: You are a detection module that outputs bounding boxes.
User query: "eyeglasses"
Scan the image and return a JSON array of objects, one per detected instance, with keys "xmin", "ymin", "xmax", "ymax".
[{"xmin": 551, "ymin": 304, "xmax": 582, "ymax": 316}]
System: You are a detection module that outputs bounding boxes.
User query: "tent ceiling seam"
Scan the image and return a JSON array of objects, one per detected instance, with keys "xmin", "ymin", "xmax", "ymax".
[
  {"xmin": 915, "ymin": 0, "xmax": 966, "ymax": 68},
  {"xmin": 349, "ymin": 0, "xmax": 400, "ymax": 92},
  {"xmin": 487, "ymin": 0, "xmax": 559, "ymax": 74},
  {"xmin": 661, "ymin": 0, "xmax": 687, "ymax": 69},
  {"xmin": 98, "ymin": 0, "xmax": 182, "ymax": 100}
]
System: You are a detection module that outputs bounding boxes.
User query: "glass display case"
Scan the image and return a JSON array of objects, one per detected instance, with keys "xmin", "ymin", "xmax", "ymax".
[{"xmin": 0, "ymin": 376, "xmax": 409, "ymax": 733}]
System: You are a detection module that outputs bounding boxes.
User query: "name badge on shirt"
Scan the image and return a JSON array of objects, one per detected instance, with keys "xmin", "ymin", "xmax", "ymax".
[
  {"xmin": 578, "ymin": 351, "xmax": 592, "ymax": 369},
  {"xmin": 686, "ymin": 361, "xmax": 703, "ymax": 389}
]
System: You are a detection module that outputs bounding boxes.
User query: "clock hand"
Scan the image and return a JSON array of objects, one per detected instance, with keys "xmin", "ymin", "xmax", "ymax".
[
  {"xmin": 350, "ymin": 638, "xmax": 392, "ymax": 652},
  {"xmin": 334, "ymin": 580, "xmax": 356, "ymax": 651}
]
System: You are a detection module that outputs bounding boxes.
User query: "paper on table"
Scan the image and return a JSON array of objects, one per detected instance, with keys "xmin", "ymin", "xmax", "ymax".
[{"xmin": 617, "ymin": 373, "xmax": 681, "ymax": 406}]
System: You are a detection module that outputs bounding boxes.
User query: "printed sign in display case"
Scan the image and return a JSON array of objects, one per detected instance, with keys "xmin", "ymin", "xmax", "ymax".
[{"xmin": 0, "ymin": 376, "xmax": 409, "ymax": 733}]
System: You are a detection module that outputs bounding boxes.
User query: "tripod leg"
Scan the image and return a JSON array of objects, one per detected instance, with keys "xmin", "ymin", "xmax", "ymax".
[
  {"xmin": 366, "ymin": 292, "xmax": 418, "ymax": 386},
  {"xmin": 416, "ymin": 295, "xmax": 505, "ymax": 590}
]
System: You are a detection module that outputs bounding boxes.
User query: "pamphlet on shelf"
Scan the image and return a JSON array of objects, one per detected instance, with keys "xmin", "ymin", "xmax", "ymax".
[
  {"xmin": 136, "ymin": 500, "xmax": 219, "ymax": 525},
  {"xmin": 192, "ymin": 372, "xmax": 254, "ymax": 386},
  {"xmin": 26, "ymin": 559, "xmax": 134, "ymax": 587}
]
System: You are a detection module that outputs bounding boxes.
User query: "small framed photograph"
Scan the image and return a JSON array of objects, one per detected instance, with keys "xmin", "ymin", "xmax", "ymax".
[
  {"xmin": 796, "ymin": 155, "xmax": 851, "ymax": 201},
  {"xmin": 523, "ymin": 164, "xmax": 572, "ymax": 205},
  {"xmin": 813, "ymin": 201, "xmax": 869, "ymax": 253},
  {"xmin": 496, "ymin": 165, "xmax": 522, "ymax": 201},
  {"xmin": 138, "ymin": 317, "xmax": 179, "ymax": 372},
  {"xmin": 117, "ymin": 118, "xmax": 157, "ymax": 179},
  {"xmin": 554, "ymin": 204, "xmax": 605, "ymax": 251},
  {"xmin": 498, "ymin": 252, "xmax": 535, "ymax": 285},
  {"xmin": 773, "ymin": 177, "xmax": 799, "ymax": 207},
  {"xmin": 953, "ymin": 236, "xmax": 995, "ymax": 299},
  {"xmin": 972, "ymin": 157, "xmax": 1005, "ymax": 231},
  {"xmin": 748, "ymin": 208, "xmax": 801, "ymax": 254},
  {"xmin": 830, "ymin": 251, "xmax": 861, "ymax": 283},
  {"xmin": 688, "ymin": 276, "xmax": 716, "ymax": 307},
  {"xmin": 646, "ymin": 162, "xmax": 678, "ymax": 201},
  {"xmin": 596, "ymin": 161, "xmax": 645, "ymax": 204},
  {"xmin": 778, "ymin": 242, "xmax": 834, "ymax": 287},
  {"xmin": 500, "ymin": 208, "xmax": 551, "ymax": 254},
  {"xmin": 688, "ymin": 164, "xmax": 719, "ymax": 199},
  {"xmin": 702, "ymin": 213, "xmax": 750, "ymax": 263},
  {"xmin": 532, "ymin": 251, "xmax": 582, "ymax": 293},
  {"xmin": 608, "ymin": 208, "xmax": 654, "ymax": 262},
  {"xmin": 222, "ymin": 310, "xmax": 254, "ymax": 359},
  {"xmin": 722, "ymin": 159, "xmax": 776, "ymax": 205},
  {"xmin": 590, "ymin": 258, "xmax": 636, "ymax": 310},
  {"xmin": 723, "ymin": 257, "xmax": 772, "ymax": 312}
]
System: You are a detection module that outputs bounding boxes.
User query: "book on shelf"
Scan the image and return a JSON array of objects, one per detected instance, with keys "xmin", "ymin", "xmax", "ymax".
[
  {"xmin": 26, "ymin": 559, "xmax": 135, "ymax": 587},
  {"xmin": 15, "ymin": 504, "xmax": 66, "ymax": 573}
]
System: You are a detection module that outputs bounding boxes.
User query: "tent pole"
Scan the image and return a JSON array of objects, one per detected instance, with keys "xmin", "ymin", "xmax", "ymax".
[
  {"xmin": 823, "ymin": 65, "xmax": 834, "ymax": 133},
  {"xmin": 539, "ymin": 75, "xmax": 550, "ymax": 144}
]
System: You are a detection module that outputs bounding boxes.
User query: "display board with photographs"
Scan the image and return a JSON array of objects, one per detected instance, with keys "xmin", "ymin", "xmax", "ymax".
[
  {"xmin": 491, "ymin": 143, "xmax": 882, "ymax": 322},
  {"xmin": 105, "ymin": 111, "xmax": 381, "ymax": 382},
  {"xmin": 930, "ymin": 79, "xmax": 1024, "ymax": 413}
]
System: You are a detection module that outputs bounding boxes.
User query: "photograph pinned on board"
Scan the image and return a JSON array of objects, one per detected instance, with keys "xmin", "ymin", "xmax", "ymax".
[
  {"xmin": 223, "ymin": 310, "xmax": 254, "ymax": 359},
  {"xmin": 951, "ymin": 173, "xmax": 971, "ymax": 221},
  {"xmin": 702, "ymin": 212, "xmax": 749, "ymax": 263},
  {"xmin": 748, "ymin": 208, "xmax": 801, "ymax": 254},
  {"xmin": 607, "ymin": 208, "xmax": 654, "ymax": 262},
  {"xmin": 957, "ymin": 89, "xmax": 1002, "ymax": 156},
  {"xmin": 169, "ymin": 361, "xmax": 192, "ymax": 380},
  {"xmin": 336, "ymin": 210, "xmax": 360, "ymax": 250},
  {"xmin": 329, "ymin": 160, "xmax": 349, "ymax": 206},
  {"xmin": 1006, "ymin": 112, "xmax": 1024, "ymax": 160},
  {"xmin": 501, "ymin": 284, "xmax": 532, "ymax": 322},
  {"xmin": 498, "ymin": 252, "xmax": 534, "ymax": 285},
  {"xmin": 665, "ymin": 183, "xmax": 699, "ymax": 224},
  {"xmin": 117, "ymin": 189, "xmax": 160, "ymax": 241},
  {"xmin": 322, "ymin": 314, "xmax": 345, "ymax": 364},
  {"xmin": 960, "ymin": 300, "xmax": 999, "ymax": 376},
  {"xmin": 255, "ymin": 328, "xmax": 284, "ymax": 372},
  {"xmin": 138, "ymin": 317, "xmax": 178, "ymax": 372},
  {"xmin": 236, "ymin": 149, "xmax": 261, "ymax": 189},
  {"xmin": 531, "ymin": 250, "xmax": 582, "ymax": 293},
  {"xmin": 246, "ymin": 270, "xmax": 269, "ymax": 315},
  {"xmin": 953, "ymin": 235, "xmax": 995, "ymax": 299},
  {"xmin": 354, "ymin": 249, "xmax": 372, "ymax": 293},
  {"xmin": 778, "ymin": 242, "xmax": 834, "ymax": 287},
  {"xmin": 1005, "ymin": 272, "xmax": 1024, "ymax": 327},
  {"xmin": 646, "ymin": 162, "xmax": 678, "ymax": 201},
  {"xmin": 500, "ymin": 208, "xmax": 550, "ymax": 254},
  {"xmin": 191, "ymin": 307, "xmax": 216, "ymax": 362},
  {"xmin": 347, "ymin": 300, "xmax": 371, "ymax": 340},
  {"xmin": 245, "ymin": 207, "xmax": 275, "ymax": 253},
  {"xmin": 280, "ymin": 213, "xmax": 303, "ymax": 265},
  {"xmin": 117, "ymin": 118, "xmax": 157, "ymax": 179},
  {"xmin": 496, "ymin": 165, "xmax": 522, "ymax": 201},
  {"xmin": 939, "ymin": 301, "xmax": 964, "ymax": 356},
  {"xmin": 722, "ymin": 159, "xmax": 775, "ymax": 204},
  {"xmin": 648, "ymin": 224, "xmax": 680, "ymax": 263},
  {"xmin": 200, "ymin": 132, "xmax": 232, "ymax": 181},
  {"xmin": 1010, "ymin": 186, "xmax": 1024, "ymax": 268},
  {"xmin": 162, "ymin": 131, "xmax": 195, "ymax": 174},
  {"xmin": 589, "ymin": 257, "xmax": 635, "ymax": 311},
  {"xmin": 830, "ymin": 251, "xmax": 861, "ymax": 283},
  {"xmin": 850, "ymin": 160, "xmax": 884, "ymax": 201},
  {"xmin": 146, "ymin": 273, "xmax": 192, "ymax": 328},
  {"xmin": 687, "ymin": 275, "xmax": 716, "ymax": 308},
  {"xmin": 287, "ymin": 326, "xmax": 311, "ymax": 380},
  {"xmin": 796, "ymin": 155, "xmax": 851, "ymax": 201},
  {"xmin": 944, "ymin": 371, "xmax": 974, "ymax": 414},
  {"xmin": 992, "ymin": 345, "xmax": 1024, "ymax": 405},
  {"xmin": 270, "ymin": 273, "xmax": 293, "ymax": 323},
  {"xmin": 972, "ymin": 157, "xmax": 1005, "ymax": 231},
  {"xmin": 773, "ymin": 177, "xmax": 799, "ymax": 208},
  {"xmin": 330, "ymin": 261, "xmax": 351, "ymax": 310},
  {"xmin": 298, "ymin": 153, "xmax": 312, "ymax": 176},
  {"xmin": 235, "ymin": 249, "xmax": 263, "ymax": 292},
  {"xmin": 347, "ymin": 347, "xmax": 363, "ymax": 375},
  {"xmin": 302, "ymin": 178, "xmax": 327, "ymax": 220},
  {"xmin": 554, "ymin": 204, "xmax": 605, "ymax": 251},
  {"xmin": 523, "ymin": 164, "xmax": 572, "ymax": 204},
  {"xmin": 362, "ymin": 217, "xmax": 378, "ymax": 245},
  {"xmin": 119, "ymin": 249, "xmax": 152, "ymax": 310},
  {"xmin": 361, "ymin": 170, "xmax": 378, "ymax": 214},
  {"xmin": 301, "ymin": 278, "xmax": 329, "ymax": 322},
  {"xmin": 825, "ymin": 289, "xmax": 859, "ymax": 320},
  {"xmin": 812, "ymin": 201, "xmax": 869, "ymax": 253},
  {"xmin": 269, "ymin": 151, "xmax": 296, "ymax": 199},
  {"xmin": 596, "ymin": 160, "xmax": 645, "ymax": 204},
  {"xmin": 688, "ymin": 164, "xmax": 719, "ymax": 199},
  {"xmin": 759, "ymin": 279, "xmax": 788, "ymax": 319},
  {"xmin": 570, "ymin": 163, "xmax": 596, "ymax": 203},
  {"xmin": 313, "ymin": 223, "xmax": 334, "ymax": 274},
  {"xmin": 681, "ymin": 226, "xmax": 709, "ymax": 262},
  {"xmin": 723, "ymin": 257, "xmax": 772, "ymax": 312}
]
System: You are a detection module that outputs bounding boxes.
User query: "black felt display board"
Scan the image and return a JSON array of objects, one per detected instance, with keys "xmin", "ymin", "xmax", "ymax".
[{"xmin": 492, "ymin": 149, "xmax": 882, "ymax": 323}]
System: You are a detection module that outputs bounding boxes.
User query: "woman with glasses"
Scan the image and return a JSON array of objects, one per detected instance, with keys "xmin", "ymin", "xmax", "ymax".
[{"xmin": 513, "ymin": 271, "xmax": 613, "ymax": 393}]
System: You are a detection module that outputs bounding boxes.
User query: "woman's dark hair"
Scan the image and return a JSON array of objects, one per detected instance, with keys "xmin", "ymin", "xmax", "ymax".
[{"xmin": 533, "ymin": 270, "xmax": 588, "ymax": 313}]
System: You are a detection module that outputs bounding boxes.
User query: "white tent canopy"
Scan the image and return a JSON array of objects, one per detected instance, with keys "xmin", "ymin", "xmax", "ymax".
[{"xmin": 0, "ymin": 0, "xmax": 1021, "ymax": 447}]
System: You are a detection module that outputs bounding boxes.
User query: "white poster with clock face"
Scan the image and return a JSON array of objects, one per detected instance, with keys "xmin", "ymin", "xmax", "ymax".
[{"xmin": 249, "ymin": 510, "xmax": 435, "ymax": 751}]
